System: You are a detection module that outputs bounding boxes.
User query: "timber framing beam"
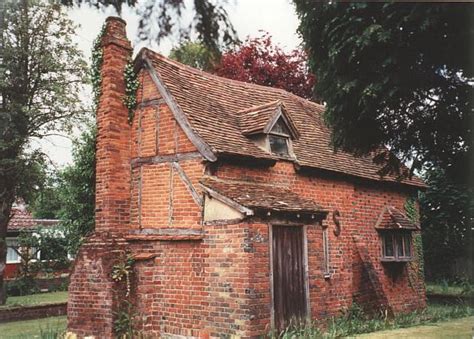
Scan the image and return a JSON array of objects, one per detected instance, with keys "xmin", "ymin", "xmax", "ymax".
[
  {"xmin": 131, "ymin": 152, "xmax": 202, "ymax": 168},
  {"xmin": 136, "ymin": 98, "xmax": 166, "ymax": 109},
  {"xmin": 141, "ymin": 54, "xmax": 217, "ymax": 162},
  {"xmin": 171, "ymin": 162, "xmax": 203, "ymax": 206}
]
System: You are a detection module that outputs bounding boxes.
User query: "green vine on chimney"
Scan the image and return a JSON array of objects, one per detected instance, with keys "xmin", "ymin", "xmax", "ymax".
[
  {"xmin": 123, "ymin": 60, "xmax": 139, "ymax": 124},
  {"xmin": 91, "ymin": 24, "xmax": 106, "ymax": 112}
]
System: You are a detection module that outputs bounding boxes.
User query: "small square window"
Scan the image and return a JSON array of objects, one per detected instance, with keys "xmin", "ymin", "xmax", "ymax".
[
  {"xmin": 381, "ymin": 232, "xmax": 412, "ymax": 262},
  {"xmin": 269, "ymin": 135, "xmax": 289, "ymax": 156}
]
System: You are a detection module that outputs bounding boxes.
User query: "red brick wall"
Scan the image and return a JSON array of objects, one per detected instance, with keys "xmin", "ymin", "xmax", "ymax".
[
  {"xmin": 213, "ymin": 161, "xmax": 425, "ymax": 318},
  {"xmin": 67, "ymin": 233, "xmax": 128, "ymax": 338},
  {"xmin": 130, "ymin": 223, "xmax": 272, "ymax": 338},
  {"xmin": 129, "ymin": 240, "xmax": 205, "ymax": 337}
]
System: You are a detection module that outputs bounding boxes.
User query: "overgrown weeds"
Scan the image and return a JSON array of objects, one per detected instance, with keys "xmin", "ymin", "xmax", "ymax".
[{"xmin": 273, "ymin": 302, "xmax": 473, "ymax": 338}]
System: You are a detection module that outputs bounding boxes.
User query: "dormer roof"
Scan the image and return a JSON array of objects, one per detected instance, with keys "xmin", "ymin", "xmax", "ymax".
[
  {"xmin": 375, "ymin": 206, "xmax": 420, "ymax": 231},
  {"xmin": 239, "ymin": 100, "xmax": 300, "ymax": 139}
]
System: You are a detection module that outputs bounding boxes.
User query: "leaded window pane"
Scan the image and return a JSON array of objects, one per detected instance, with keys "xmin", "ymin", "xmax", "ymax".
[
  {"xmin": 383, "ymin": 234, "xmax": 394, "ymax": 257},
  {"xmin": 271, "ymin": 119, "xmax": 290, "ymax": 136},
  {"xmin": 404, "ymin": 234, "xmax": 412, "ymax": 257},
  {"xmin": 396, "ymin": 234, "xmax": 404, "ymax": 257},
  {"xmin": 269, "ymin": 135, "xmax": 289, "ymax": 156}
]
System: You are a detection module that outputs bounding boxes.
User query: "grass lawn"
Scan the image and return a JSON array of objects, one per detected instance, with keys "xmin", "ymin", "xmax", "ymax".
[
  {"xmin": 0, "ymin": 316, "xmax": 66, "ymax": 338},
  {"xmin": 1, "ymin": 291, "xmax": 68, "ymax": 308},
  {"xmin": 426, "ymin": 282, "xmax": 472, "ymax": 297},
  {"xmin": 356, "ymin": 315, "xmax": 474, "ymax": 338}
]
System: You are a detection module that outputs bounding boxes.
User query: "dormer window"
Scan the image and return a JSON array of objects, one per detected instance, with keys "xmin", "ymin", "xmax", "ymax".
[
  {"xmin": 239, "ymin": 100, "xmax": 300, "ymax": 159},
  {"xmin": 268, "ymin": 119, "xmax": 290, "ymax": 156},
  {"xmin": 269, "ymin": 135, "xmax": 289, "ymax": 156}
]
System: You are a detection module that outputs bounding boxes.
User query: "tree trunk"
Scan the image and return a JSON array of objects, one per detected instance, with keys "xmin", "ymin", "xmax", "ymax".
[{"xmin": 0, "ymin": 196, "xmax": 13, "ymax": 305}]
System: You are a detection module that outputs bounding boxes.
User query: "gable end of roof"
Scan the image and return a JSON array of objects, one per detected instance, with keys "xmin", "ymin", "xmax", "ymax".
[{"xmin": 136, "ymin": 49, "xmax": 217, "ymax": 162}]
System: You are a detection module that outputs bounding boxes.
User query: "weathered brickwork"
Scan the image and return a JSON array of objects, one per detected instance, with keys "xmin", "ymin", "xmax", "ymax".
[
  {"xmin": 67, "ymin": 16, "xmax": 426, "ymax": 338},
  {"xmin": 94, "ymin": 17, "xmax": 132, "ymax": 234},
  {"xmin": 67, "ymin": 233, "xmax": 128, "ymax": 337}
]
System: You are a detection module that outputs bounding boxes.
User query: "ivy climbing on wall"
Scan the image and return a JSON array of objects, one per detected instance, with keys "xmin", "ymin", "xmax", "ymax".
[
  {"xmin": 91, "ymin": 24, "xmax": 106, "ymax": 112},
  {"xmin": 123, "ymin": 60, "xmax": 140, "ymax": 123},
  {"xmin": 405, "ymin": 197, "xmax": 425, "ymax": 287}
]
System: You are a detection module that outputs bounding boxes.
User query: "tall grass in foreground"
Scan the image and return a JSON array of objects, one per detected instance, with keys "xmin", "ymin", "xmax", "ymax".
[
  {"xmin": 10, "ymin": 319, "xmax": 65, "ymax": 339},
  {"xmin": 275, "ymin": 302, "xmax": 473, "ymax": 338}
]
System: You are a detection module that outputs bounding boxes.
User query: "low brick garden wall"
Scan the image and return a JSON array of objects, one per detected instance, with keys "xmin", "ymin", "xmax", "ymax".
[{"xmin": 0, "ymin": 302, "xmax": 67, "ymax": 323}]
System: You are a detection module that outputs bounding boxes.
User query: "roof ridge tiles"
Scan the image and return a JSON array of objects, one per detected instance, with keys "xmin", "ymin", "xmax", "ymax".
[
  {"xmin": 141, "ymin": 48, "xmax": 326, "ymax": 111},
  {"xmin": 237, "ymin": 100, "xmax": 282, "ymax": 114}
]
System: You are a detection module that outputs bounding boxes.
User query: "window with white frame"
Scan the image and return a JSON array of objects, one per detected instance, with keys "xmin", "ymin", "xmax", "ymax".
[{"xmin": 6, "ymin": 238, "xmax": 20, "ymax": 264}]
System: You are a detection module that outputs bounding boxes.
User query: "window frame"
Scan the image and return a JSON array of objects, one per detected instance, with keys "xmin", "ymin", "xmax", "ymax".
[
  {"xmin": 380, "ymin": 232, "xmax": 413, "ymax": 262},
  {"xmin": 322, "ymin": 227, "xmax": 331, "ymax": 278},
  {"xmin": 6, "ymin": 238, "xmax": 20, "ymax": 264},
  {"xmin": 266, "ymin": 118, "xmax": 294, "ymax": 159},
  {"xmin": 268, "ymin": 134, "xmax": 290, "ymax": 157}
]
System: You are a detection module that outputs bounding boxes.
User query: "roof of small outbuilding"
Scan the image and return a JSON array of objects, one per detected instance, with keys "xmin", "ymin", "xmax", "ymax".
[
  {"xmin": 8, "ymin": 207, "xmax": 59, "ymax": 231},
  {"xmin": 375, "ymin": 206, "xmax": 420, "ymax": 230},
  {"xmin": 138, "ymin": 49, "xmax": 425, "ymax": 188},
  {"xmin": 200, "ymin": 176, "xmax": 327, "ymax": 215}
]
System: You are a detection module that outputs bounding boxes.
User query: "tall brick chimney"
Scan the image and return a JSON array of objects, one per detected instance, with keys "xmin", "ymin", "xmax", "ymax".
[{"xmin": 95, "ymin": 17, "xmax": 132, "ymax": 234}]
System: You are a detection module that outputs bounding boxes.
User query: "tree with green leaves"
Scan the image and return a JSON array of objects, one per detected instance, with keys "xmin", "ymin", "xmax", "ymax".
[
  {"xmin": 0, "ymin": 0, "xmax": 87, "ymax": 303},
  {"xmin": 294, "ymin": 2, "xmax": 473, "ymax": 181},
  {"xmin": 420, "ymin": 169, "xmax": 474, "ymax": 281},
  {"xmin": 58, "ymin": 127, "xmax": 96, "ymax": 255},
  {"xmin": 29, "ymin": 168, "xmax": 62, "ymax": 220},
  {"xmin": 294, "ymin": 2, "xmax": 473, "ymax": 280},
  {"xmin": 169, "ymin": 40, "xmax": 218, "ymax": 71}
]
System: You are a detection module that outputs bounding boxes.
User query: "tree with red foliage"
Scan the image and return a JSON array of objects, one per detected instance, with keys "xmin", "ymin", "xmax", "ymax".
[{"xmin": 215, "ymin": 33, "xmax": 315, "ymax": 100}]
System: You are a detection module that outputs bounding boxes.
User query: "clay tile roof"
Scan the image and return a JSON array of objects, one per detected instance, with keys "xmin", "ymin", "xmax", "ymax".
[
  {"xmin": 200, "ymin": 176, "xmax": 327, "ymax": 214},
  {"xmin": 239, "ymin": 100, "xmax": 280, "ymax": 135},
  {"xmin": 142, "ymin": 49, "xmax": 425, "ymax": 188},
  {"xmin": 375, "ymin": 206, "xmax": 419, "ymax": 230},
  {"xmin": 8, "ymin": 207, "xmax": 59, "ymax": 231}
]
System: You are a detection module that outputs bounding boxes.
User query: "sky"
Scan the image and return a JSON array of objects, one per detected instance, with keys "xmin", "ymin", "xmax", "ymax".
[{"xmin": 40, "ymin": 0, "xmax": 302, "ymax": 167}]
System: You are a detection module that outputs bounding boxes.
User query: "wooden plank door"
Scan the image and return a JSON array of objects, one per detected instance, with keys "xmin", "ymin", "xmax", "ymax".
[{"xmin": 272, "ymin": 225, "xmax": 307, "ymax": 331}]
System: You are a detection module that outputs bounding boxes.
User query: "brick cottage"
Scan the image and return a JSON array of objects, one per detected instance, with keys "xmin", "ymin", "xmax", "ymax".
[{"xmin": 67, "ymin": 17, "xmax": 426, "ymax": 338}]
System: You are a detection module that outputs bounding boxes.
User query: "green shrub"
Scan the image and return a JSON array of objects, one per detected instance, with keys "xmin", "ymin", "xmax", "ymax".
[{"xmin": 6, "ymin": 277, "xmax": 38, "ymax": 296}]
